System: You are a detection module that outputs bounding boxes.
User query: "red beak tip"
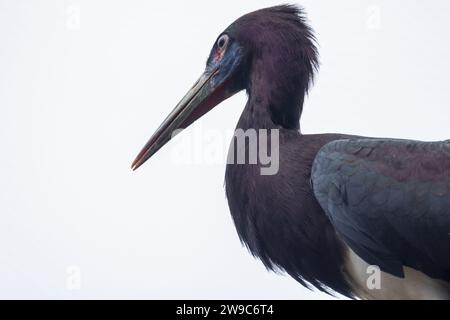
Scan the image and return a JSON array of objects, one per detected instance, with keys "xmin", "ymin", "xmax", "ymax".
[{"xmin": 131, "ymin": 159, "xmax": 140, "ymax": 171}]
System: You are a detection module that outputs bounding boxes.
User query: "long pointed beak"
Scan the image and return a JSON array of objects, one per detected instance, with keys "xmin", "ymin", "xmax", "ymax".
[{"xmin": 131, "ymin": 66, "xmax": 228, "ymax": 170}]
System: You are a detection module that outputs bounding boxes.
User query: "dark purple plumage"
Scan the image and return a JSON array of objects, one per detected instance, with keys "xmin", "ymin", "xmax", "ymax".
[
  {"xmin": 223, "ymin": 6, "xmax": 354, "ymax": 296},
  {"xmin": 132, "ymin": 4, "xmax": 450, "ymax": 299},
  {"xmin": 226, "ymin": 5, "xmax": 319, "ymax": 130},
  {"xmin": 226, "ymin": 133, "xmax": 354, "ymax": 296},
  {"xmin": 312, "ymin": 139, "xmax": 450, "ymax": 282},
  {"xmin": 223, "ymin": 5, "xmax": 450, "ymax": 296}
]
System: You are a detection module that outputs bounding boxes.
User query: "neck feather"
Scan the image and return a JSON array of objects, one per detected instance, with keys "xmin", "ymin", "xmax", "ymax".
[{"xmin": 237, "ymin": 57, "xmax": 307, "ymax": 131}]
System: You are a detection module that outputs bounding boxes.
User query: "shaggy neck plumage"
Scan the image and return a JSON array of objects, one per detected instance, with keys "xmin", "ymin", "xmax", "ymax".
[
  {"xmin": 233, "ymin": 8, "xmax": 318, "ymax": 131},
  {"xmin": 237, "ymin": 56, "xmax": 309, "ymax": 131}
]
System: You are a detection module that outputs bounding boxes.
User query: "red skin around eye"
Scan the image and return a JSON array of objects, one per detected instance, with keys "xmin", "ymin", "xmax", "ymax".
[{"xmin": 214, "ymin": 48, "xmax": 224, "ymax": 63}]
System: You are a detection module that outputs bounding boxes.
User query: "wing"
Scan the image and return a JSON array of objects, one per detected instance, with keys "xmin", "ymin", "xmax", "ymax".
[{"xmin": 311, "ymin": 138, "xmax": 450, "ymax": 281}]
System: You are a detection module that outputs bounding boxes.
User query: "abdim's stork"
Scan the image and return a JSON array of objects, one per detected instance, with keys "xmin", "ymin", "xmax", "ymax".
[{"xmin": 131, "ymin": 5, "xmax": 450, "ymax": 299}]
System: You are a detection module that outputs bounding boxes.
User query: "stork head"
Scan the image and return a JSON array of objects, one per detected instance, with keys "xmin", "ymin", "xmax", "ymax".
[{"xmin": 131, "ymin": 5, "xmax": 318, "ymax": 170}]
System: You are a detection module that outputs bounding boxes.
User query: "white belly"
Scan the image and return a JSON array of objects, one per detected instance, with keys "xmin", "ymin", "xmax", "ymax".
[{"xmin": 343, "ymin": 246, "xmax": 450, "ymax": 300}]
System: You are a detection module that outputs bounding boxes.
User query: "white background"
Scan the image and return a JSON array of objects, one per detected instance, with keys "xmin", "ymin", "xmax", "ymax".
[{"xmin": 0, "ymin": 0, "xmax": 449, "ymax": 299}]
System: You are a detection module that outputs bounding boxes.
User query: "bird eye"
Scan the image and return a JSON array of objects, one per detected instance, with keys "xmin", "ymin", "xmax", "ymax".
[{"xmin": 217, "ymin": 34, "xmax": 229, "ymax": 50}]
